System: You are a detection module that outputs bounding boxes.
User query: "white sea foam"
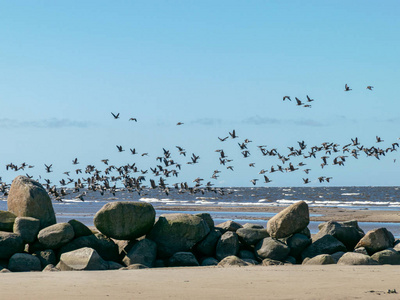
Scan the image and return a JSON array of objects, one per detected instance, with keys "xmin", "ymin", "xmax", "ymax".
[{"xmin": 341, "ymin": 193, "xmax": 361, "ymax": 196}]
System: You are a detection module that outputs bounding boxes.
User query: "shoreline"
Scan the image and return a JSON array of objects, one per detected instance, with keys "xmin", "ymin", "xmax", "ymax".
[{"xmin": 156, "ymin": 205, "xmax": 400, "ymax": 223}]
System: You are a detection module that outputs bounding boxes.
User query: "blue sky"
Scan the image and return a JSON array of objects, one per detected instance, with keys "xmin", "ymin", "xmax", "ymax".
[{"xmin": 0, "ymin": 1, "xmax": 399, "ymax": 187}]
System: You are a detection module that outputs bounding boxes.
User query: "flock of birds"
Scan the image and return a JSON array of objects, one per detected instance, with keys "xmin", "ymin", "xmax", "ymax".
[{"xmin": 0, "ymin": 83, "xmax": 397, "ymax": 202}]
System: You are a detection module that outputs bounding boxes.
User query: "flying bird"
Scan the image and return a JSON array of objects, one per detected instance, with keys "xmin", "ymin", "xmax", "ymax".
[
  {"xmin": 283, "ymin": 96, "xmax": 291, "ymax": 101},
  {"xmin": 344, "ymin": 84, "xmax": 352, "ymax": 91},
  {"xmin": 366, "ymin": 86, "xmax": 374, "ymax": 90},
  {"xmin": 111, "ymin": 112, "xmax": 120, "ymax": 119}
]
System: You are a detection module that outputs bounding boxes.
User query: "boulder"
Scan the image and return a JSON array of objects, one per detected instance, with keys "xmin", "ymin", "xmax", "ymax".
[
  {"xmin": 284, "ymin": 233, "xmax": 311, "ymax": 259},
  {"xmin": 330, "ymin": 251, "xmax": 346, "ymax": 263},
  {"xmin": 37, "ymin": 223, "xmax": 75, "ymax": 249},
  {"xmin": 107, "ymin": 261, "xmax": 125, "ymax": 270},
  {"xmin": 354, "ymin": 247, "xmax": 369, "ymax": 255},
  {"xmin": 94, "ymin": 202, "xmax": 155, "ymax": 240},
  {"xmin": 337, "ymin": 252, "xmax": 378, "ymax": 265},
  {"xmin": 8, "ymin": 253, "xmax": 41, "ymax": 272},
  {"xmin": 0, "ymin": 211, "xmax": 17, "ymax": 232},
  {"xmin": 194, "ymin": 213, "xmax": 214, "ymax": 229},
  {"xmin": 201, "ymin": 257, "xmax": 219, "ymax": 266},
  {"xmin": 34, "ymin": 249, "xmax": 57, "ymax": 269},
  {"xmin": 194, "ymin": 229, "xmax": 222, "ymax": 257},
  {"xmin": 59, "ymin": 233, "xmax": 120, "ymax": 262},
  {"xmin": 255, "ymin": 237, "xmax": 290, "ymax": 261},
  {"xmin": 262, "ymin": 258, "xmax": 284, "ymax": 266},
  {"xmin": 168, "ymin": 252, "xmax": 199, "ymax": 267},
  {"xmin": 371, "ymin": 248, "xmax": 400, "ymax": 265},
  {"xmin": 355, "ymin": 228, "xmax": 395, "ymax": 255},
  {"xmin": 147, "ymin": 213, "xmax": 209, "ymax": 258},
  {"xmin": 58, "ymin": 247, "xmax": 108, "ymax": 271},
  {"xmin": 267, "ymin": 201, "xmax": 309, "ymax": 239},
  {"xmin": 302, "ymin": 254, "xmax": 335, "ymax": 265},
  {"xmin": 239, "ymin": 249, "xmax": 257, "ymax": 261},
  {"xmin": 0, "ymin": 231, "xmax": 24, "ymax": 259},
  {"xmin": 13, "ymin": 217, "xmax": 40, "ymax": 243},
  {"xmin": 217, "ymin": 255, "xmax": 248, "ymax": 267},
  {"xmin": 122, "ymin": 239, "xmax": 157, "ymax": 268},
  {"xmin": 7, "ymin": 176, "xmax": 56, "ymax": 229},
  {"xmin": 236, "ymin": 228, "xmax": 269, "ymax": 246},
  {"xmin": 243, "ymin": 223, "xmax": 264, "ymax": 229},
  {"xmin": 68, "ymin": 219, "xmax": 93, "ymax": 238},
  {"xmin": 313, "ymin": 220, "xmax": 364, "ymax": 250},
  {"xmin": 215, "ymin": 220, "xmax": 243, "ymax": 233},
  {"xmin": 301, "ymin": 235, "xmax": 347, "ymax": 260},
  {"xmin": 215, "ymin": 231, "xmax": 240, "ymax": 261},
  {"xmin": 42, "ymin": 264, "xmax": 60, "ymax": 272}
]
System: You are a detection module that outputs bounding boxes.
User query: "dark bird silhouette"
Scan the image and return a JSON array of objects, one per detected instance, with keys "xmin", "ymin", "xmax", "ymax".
[
  {"xmin": 177, "ymin": 122, "xmax": 184, "ymax": 125},
  {"xmin": 344, "ymin": 84, "xmax": 352, "ymax": 91},
  {"xmin": 229, "ymin": 130, "xmax": 238, "ymax": 139},
  {"xmin": 366, "ymin": 86, "xmax": 373, "ymax": 90},
  {"xmin": 218, "ymin": 136, "xmax": 229, "ymax": 142},
  {"xmin": 283, "ymin": 96, "xmax": 291, "ymax": 101},
  {"xmin": 111, "ymin": 112, "xmax": 120, "ymax": 119},
  {"xmin": 295, "ymin": 97, "xmax": 303, "ymax": 106},
  {"xmin": 263, "ymin": 175, "xmax": 272, "ymax": 183},
  {"xmin": 45, "ymin": 164, "xmax": 53, "ymax": 173},
  {"xmin": 129, "ymin": 118, "xmax": 137, "ymax": 121},
  {"xmin": 116, "ymin": 145, "xmax": 124, "ymax": 152},
  {"xmin": 72, "ymin": 158, "xmax": 79, "ymax": 165},
  {"xmin": 306, "ymin": 95, "xmax": 314, "ymax": 102}
]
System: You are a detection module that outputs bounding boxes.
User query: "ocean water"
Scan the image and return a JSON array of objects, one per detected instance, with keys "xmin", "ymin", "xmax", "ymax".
[{"xmin": 1, "ymin": 186, "xmax": 399, "ymax": 236}]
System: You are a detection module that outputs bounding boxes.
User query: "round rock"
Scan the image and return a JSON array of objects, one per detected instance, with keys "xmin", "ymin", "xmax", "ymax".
[
  {"xmin": 7, "ymin": 175, "xmax": 56, "ymax": 229},
  {"xmin": 94, "ymin": 201, "xmax": 155, "ymax": 240}
]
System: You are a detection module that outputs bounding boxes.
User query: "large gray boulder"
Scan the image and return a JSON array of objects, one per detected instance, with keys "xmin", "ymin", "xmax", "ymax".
[
  {"xmin": 13, "ymin": 217, "xmax": 40, "ymax": 243},
  {"xmin": 215, "ymin": 220, "xmax": 243, "ymax": 233},
  {"xmin": 355, "ymin": 228, "xmax": 395, "ymax": 255},
  {"xmin": 37, "ymin": 223, "xmax": 75, "ymax": 249},
  {"xmin": 94, "ymin": 202, "xmax": 155, "ymax": 240},
  {"xmin": 147, "ymin": 213, "xmax": 210, "ymax": 258},
  {"xmin": 337, "ymin": 252, "xmax": 378, "ymax": 265},
  {"xmin": 302, "ymin": 254, "xmax": 335, "ymax": 265},
  {"xmin": 0, "ymin": 211, "xmax": 17, "ymax": 232},
  {"xmin": 7, "ymin": 176, "xmax": 56, "ymax": 229},
  {"xmin": 301, "ymin": 235, "xmax": 347, "ymax": 260},
  {"xmin": 68, "ymin": 219, "xmax": 93, "ymax": 238},
  {"xmin": 371, "ymin": 248, "xmax": 400, "ymax": 265},
  {"xmin": 122, "ymin": 239, "xmax": 157, "ymax": 268},
  {"xmin": 168, "ymin": 252, "xmax": 199, "ymax": 267},
  {"xmin": 194, "ymin": 229, "xmax": 222, "ymax": 257},
  {"xmin": 0, "ymin": 231, "xmax": 24, "ymax": 259},
  {"xmin": 313, "ymin": 220, "xmax": 364, "ymax": 250},
  {"xmin": 284, "ymin": 233, "xmax": 311, "ymax": 259},
  {"xmin": 216, "ymin": 231, "xmax": 240, "ymax": 261},
  {"xmin": 255, "ymin": 237, "xmax": 290, "ymax": 261},
  {"xmin": 8, "ymin": 253, "xmax": 41, "ymax": 272},
  {"xmin": 217, "ymin": 255, "xmax": 248, "ymax": 267},
  {"xmin": 59, "ymin": 233, "xmax": 120, "ymax": 262},
  {"xmin": 236, "ymin": 227, "xmax": 269, "ymax": 246},
  {"xmin": 195, "ymin": 213, "xmax": 214, "ymax": 229},
  {"xmin": 267, "ymin": 201, "xmax": 309, "ymax": 238},
  {"xmin": 58, "ymin": 247, "xmax": 108, "ymax": 271}
]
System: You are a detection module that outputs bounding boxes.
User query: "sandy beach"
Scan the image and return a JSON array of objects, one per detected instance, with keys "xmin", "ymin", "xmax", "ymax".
[{"xmin": 1, "ymin": 265, "xmax": 399, "ymax": 299}]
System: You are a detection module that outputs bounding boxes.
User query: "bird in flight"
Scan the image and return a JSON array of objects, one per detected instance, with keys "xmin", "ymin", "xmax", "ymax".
[
  {"xmin": 366, "ymin": 86, "xmax": 374, "ymax": 90},
  {"xmin": 111, "ymin": 112, "xmax": 120, "ymax": 119},
  {"xmin": 344, "ymin": 84, "xmax": 352, "ymax": 91},
  {"xmin": 129, "ymin": 118, "xmax": 137, "ymax": 122},
  {"xmin": 229, "ymin": 130, "xmax": 238, "ymax": 139},
  {"xmin": 177, "ymin": 122, "xmax": 184, "ymax": 125},
  {"xmin": 116, "ymin": 145, "xmax": 124, "ymax": 152},
  {"xmin": 283, "ymin": 96, "xmax": 291, "ymax": 101},
  {"xmin": 295, "ymin": 97, "xmax": 303, "ymax": 106}
]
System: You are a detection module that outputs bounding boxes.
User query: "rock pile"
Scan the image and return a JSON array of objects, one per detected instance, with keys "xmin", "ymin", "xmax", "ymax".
[{"xmin": 0, "ymin": 176, "xmax": 399, "ymax": 272}]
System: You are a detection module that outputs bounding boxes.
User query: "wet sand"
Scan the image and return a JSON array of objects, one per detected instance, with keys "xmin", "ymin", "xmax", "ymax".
[{"xmin": 1, "ymin": 265, "xmax": 399, "ymax": 299}]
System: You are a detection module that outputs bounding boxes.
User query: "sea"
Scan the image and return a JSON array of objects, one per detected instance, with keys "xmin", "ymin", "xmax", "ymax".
[{"xmin": 1, "ymin": 186, "xmax": 400, "ymax": 237}]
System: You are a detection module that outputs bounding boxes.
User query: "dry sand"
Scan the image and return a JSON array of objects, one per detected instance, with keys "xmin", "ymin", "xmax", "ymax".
[{"xmin": 1, "ymin": 265, "xmax": 399, "ymax": 299}]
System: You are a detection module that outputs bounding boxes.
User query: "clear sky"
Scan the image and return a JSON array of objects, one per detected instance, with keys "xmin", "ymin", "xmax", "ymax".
[{"xmin": 0, "ymin": 1, "xmax": 399, "ymax": 187}]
